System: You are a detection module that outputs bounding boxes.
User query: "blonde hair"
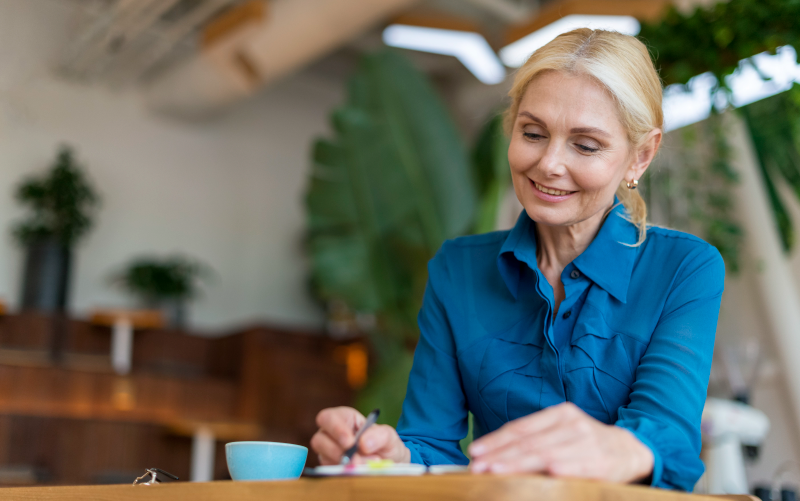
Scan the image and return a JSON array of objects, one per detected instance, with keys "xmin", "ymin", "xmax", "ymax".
[{"xmin": 506, "ymin": 28, "xmax": 663, "ymax": 245}]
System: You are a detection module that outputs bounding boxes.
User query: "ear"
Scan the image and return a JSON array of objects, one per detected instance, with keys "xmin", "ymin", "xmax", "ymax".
[{"xmin": 626, "ymin": 128, "xmax": 662, "ymax": 184}]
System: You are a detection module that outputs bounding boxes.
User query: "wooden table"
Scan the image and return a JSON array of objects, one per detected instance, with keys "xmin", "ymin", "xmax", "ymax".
[{"xmin": 1, "ymin": 474, "xmax": 758, "ymax": 500}]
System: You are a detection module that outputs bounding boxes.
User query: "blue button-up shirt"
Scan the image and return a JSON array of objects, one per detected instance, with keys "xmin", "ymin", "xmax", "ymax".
[{"xmin": 397, "ymin": 204, "xmax": 725, "ymax": 491}]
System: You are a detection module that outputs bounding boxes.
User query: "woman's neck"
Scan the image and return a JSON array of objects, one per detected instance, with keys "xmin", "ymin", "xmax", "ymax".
[
  {"xmin": 535, "ymin": 202, "xmax": 612, "ymax": 315},
  {"xmin": 535, "ymin": 209, "xmax": 608, "ymax": 272}
]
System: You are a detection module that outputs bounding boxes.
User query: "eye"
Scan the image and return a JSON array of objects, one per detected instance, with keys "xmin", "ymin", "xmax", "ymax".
[
  {"xmin": 523, "ymin": 132, "xmax": 544, "ymax": 140},
  {"xmin": 575, "ymin": 143, "xmax": 599, "ymax": 153}
]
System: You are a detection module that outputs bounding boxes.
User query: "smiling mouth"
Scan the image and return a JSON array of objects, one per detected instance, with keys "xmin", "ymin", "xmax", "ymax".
[{"xmin": 533, "ymin": 181, "xmax": 576, "ymax": 196}]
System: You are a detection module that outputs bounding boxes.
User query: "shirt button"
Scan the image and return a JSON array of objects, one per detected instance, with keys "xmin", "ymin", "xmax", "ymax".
[
  {"xmin": 570, "ymin": 270, "xmax": 581, "ymax": 279},
  {"xmin": 562, "ymin": 310, "xmax": 572, "ymax": 319}
]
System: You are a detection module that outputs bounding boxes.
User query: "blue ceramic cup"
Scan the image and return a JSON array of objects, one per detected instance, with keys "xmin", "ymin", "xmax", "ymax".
[{"xmin": 225, "ymin": 441, "xmax": 308, "ymax": 481}]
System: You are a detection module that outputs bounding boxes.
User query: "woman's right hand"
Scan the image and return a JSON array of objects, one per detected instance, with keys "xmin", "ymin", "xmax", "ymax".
[{"xmin": 311, "ymin": 407, "xmax": 411, "ymax": 465}]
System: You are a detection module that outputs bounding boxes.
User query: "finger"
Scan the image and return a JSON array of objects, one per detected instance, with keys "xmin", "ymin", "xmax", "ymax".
[
  {"xmin": 316, "ymin": 407, "xmax": 367, "ymax": 435},
  {"xmin": 310, "ymin": 430, "xmax": 346, "ymax": 465},
  {"xmin": 359, "ymin": 425, "xmax": 398, "ymax": 457},
  {"xmin": 548, "ymin": 460, "xmax": 589, "ymax": 479},
  {"xmin": 470, "ymin": 404, "xmax": 579, "ymax": 457},
  {"xmin": 489, "ymin": 441, "xmax": 590, "ymax": 476},
  {"xmin": 472, "ymin": 423, "xmax": 579, "ymax": 466},
  {"xmin": 487, "ymin": 452, "xmax": 548, "ymax": 474},
  {"xmin": 316, "ymin": 407, "xmax": 366, "ymax": 448},
  {"xmin": 544, "ymin": 443, "xmax": 608, "ymax": 479},
  {"xmin": 547, "ymin": 451, "xmax": 606, "ymax": 479}
]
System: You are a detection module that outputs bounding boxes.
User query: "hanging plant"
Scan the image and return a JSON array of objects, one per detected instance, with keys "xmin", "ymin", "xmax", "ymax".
[
  {"xmin": 638, "ymin": 0, "xmax": 800, "ymax": 266},
  {"xmin": 643, "ymin": 113, "xmax": 743, "ymax": 272},
  {"xmin": 638, "ymin": 0, "xmax": 800, "ymax": 88}
]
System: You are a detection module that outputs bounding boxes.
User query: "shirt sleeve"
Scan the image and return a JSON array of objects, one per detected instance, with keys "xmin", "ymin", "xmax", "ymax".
[
  {"xmin": 615, "ymin": 244, "xmax": 725, "ymax": 490},
  {"xmin": 397, "ymin": 246, "xmax": 470, "ymax": 466}
]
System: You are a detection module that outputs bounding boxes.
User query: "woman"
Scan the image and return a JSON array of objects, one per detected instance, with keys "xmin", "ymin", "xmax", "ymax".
[{"xmin": 310, "ymin": 28, "xmax": 724, "ymax": 491}]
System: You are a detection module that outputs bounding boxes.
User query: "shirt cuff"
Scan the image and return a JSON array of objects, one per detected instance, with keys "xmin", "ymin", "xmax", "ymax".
[
  {"xmin": 404, "ymin": 441, "xmax": 425, "ymax": 465},
  {"xmin": 615, "ymin": 424, "xmax": 663, "ymax": 488}
]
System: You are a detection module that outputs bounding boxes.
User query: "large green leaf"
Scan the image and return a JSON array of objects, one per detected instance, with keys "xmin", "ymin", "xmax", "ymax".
[
  {"xmin": 305, "ymin": 50, "xmax": 477, "ymax": 348},
  {"xmin": 472, "ymin": 113, "xmax": 511, "ymax": 234},
  {"xmin": 355, "ymin": 350, "xmax": 415, "ymax": 428}
]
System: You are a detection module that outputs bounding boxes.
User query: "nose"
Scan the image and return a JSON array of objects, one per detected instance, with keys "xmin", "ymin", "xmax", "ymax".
[{"xmin": 538, "ymin": 141, "xmax": 568, "ymax": 178}]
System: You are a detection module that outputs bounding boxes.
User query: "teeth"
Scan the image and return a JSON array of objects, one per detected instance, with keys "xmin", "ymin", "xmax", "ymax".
[{"xmin": 535, "ymin": 182, "xmax": 571, "ymax": 196}]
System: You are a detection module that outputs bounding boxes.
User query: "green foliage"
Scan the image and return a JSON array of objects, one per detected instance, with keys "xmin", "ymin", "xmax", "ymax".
[
  {"xmin": 639, "ymin": 0, "xmax": 800, "ymax": 88},
  {"xmin": 698, "ymin": 114, "xmax": 743, "ymax": 272},
  {"xmin": 643, "ymin": 113, "xmax": 743, "ymax": 272},
  {"xmin": 739, "ymin": 84, "xmax": 800, "ymax": 251},
  {"xmin": 305, "ymin": 51, "xmax": 512, "ymax": 427},
  {"xmin": 354, "ymin": 350, "xmax": 415, "ymax": 427},
  {"xmin": 472, "ymin": 113, "xmax": 512, "ymax": 234},
  {"xmin": 305, "ymin": 50, "xmax": 478, "ymax": 361},
  {"xmin": 639, "ymin": 0, "xmax": 800, "ymax": 261},
  {"xmin": 13, "ymin": 146, "xmax": 100, "ymax": 246},
  {"xmin": 112, "ymin": 255, "xmax": 212, "ymax": 303}
]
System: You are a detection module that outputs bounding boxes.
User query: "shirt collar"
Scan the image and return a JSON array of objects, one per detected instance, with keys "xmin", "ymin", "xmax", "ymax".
[{"xmin": 497, "ymin": 202, "xmax": 638, "ymax": 303}]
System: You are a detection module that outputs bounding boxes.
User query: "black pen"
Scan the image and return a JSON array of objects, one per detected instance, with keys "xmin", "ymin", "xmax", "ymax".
[{"xmin": 340, "ymin": 409, "xmax": 380, "ymax": 465}]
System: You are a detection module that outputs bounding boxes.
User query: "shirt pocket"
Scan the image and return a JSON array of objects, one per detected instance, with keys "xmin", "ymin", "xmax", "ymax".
[
  {"xmin": 477, "ymin": 337, "xmax": 543, "ymax": 428},
  {"xmin": 568, "ymin": 303, "xmax": 641, "ymax": 423}
]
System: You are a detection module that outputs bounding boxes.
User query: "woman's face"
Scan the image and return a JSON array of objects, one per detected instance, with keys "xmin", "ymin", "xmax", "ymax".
[{"xmin": 508, "ymin": 70, "xmax": 651, "ymax": 227}]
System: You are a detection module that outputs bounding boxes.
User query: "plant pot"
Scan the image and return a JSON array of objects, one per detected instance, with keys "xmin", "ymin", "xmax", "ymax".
[
  {"xmin": 161, "ymin": 299, "xmax": 187, "ymax": 331},
  {"xmin": 20, "ymin": 238, "xmax": 72, "ymax": 312},
  {"xmin": 141, "ymin": 298, "xmax": 187, "ymax": 331}
]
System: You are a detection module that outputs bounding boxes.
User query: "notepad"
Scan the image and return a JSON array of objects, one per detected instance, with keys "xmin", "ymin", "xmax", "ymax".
[{"xmin": 303, "ymin": 460, "xmax": 469, "ymax": 477}]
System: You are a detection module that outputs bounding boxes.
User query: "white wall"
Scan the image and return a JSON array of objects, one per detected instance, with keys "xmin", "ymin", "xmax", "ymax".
[{"xmin": 0, "ymin": 0, "xmax": 344, "ymax": 331}]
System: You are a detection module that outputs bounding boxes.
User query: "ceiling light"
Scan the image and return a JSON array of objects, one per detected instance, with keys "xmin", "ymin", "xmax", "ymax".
[
  {"xmin": 382, "ymin": 24, "xmax": 507, "ymax": 85},
  {"xmin": 499, "ymin": 15, "xmax": 641, "ymax": 68},
  {"xmin": 663, "ymin": 45, "xmax": 800, "ymax": 131}
]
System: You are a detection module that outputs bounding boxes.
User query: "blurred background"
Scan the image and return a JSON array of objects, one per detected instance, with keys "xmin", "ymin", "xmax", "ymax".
[{"xmin": 0, "ymin": 0, "xmax": 798, "ymax": 496}]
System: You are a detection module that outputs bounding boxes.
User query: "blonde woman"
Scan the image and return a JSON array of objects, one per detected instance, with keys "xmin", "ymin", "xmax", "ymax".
[{"xmin": 311, "ymin": 29, "xmax": 724, "ymax": 491}]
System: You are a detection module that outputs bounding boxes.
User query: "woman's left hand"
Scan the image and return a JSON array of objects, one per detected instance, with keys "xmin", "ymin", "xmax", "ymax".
[{"xmin": 468, "ymin": 402, "xmax": 654, "ymax": 483}]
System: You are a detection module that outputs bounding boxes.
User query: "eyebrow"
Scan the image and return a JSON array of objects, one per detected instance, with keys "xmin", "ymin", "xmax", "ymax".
[{"xmin": 518, "ymin": 111, "xmax": 612, "ymax": 137}]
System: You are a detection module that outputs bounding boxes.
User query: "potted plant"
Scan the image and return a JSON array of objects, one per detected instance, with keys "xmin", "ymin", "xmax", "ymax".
[
  {"xmin": 13, "ymin": 146, "xmax": 100, "ymax": 312},
  {"xmin": 304, "ymin": 51, "xmax": 510, "ymax": 427},
  {"xmin": 111, "ymin": 255, "xmax": 212, "ymax": 330}
]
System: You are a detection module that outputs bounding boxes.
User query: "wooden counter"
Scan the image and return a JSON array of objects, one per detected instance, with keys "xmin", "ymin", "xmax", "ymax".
[
  {"xmin": 0, "ymin": 474, "xmax": 758, "ymax": 501},
  {"xmin": 0, "ymin": 314, "xmax": 356, "ymax": 484}
]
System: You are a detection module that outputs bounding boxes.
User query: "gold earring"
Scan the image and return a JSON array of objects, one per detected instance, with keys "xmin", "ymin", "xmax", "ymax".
[{"xmin": 626, "ymin": 179, "xmax": 639, "ymax": 190}]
